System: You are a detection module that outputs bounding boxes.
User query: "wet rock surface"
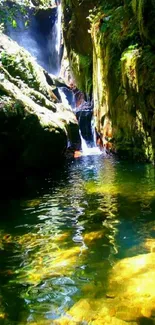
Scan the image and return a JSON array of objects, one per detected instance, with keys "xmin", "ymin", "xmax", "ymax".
[{"xmin": 0, "ymin": 33, "xmax": 80, "ymax": 176}]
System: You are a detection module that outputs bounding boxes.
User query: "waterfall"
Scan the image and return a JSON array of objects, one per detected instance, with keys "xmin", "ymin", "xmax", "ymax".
[
  {"xmin": 79, "ymin": 131, "xmax": 102, "ymax": 156},
  {"xmin": 5, "ymin": 5, "xmax": 63, "ymax": 74},
  {"xmin": 5, "ymin": 0, "xmax": 101, "ymax": 156},
  {"xmin": 91, "ymin": 117, "xmax": 97, "ymax": 147},
  {"xmin": 79, "ymin": 131, "xmax": 90, "ymax": 154},
  {"xmin": 50, "ymin": 2, "xmax": 62, "ymax": 75},
  {"xmin": 58, "ymin": 86, "xmax": 76, "ymax": 110},
  {"xmin": 58, "ymin": 87, "xmax": 74, "ymax": 149},
  {"xmin": 58, "ymin": 88, "xmax": 71, "ymax": 108},
  {"xmin": 5, "ymin": 12, "xmax": 42, "ymax": 64},
  {"xmin": 55, "ymin": 4, "xmax": 62, "ymax": 57}
]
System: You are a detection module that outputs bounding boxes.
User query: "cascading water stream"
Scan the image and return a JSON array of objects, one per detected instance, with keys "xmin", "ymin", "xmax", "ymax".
[
  {"xmin": 55, "ymin": 3, "xmax": 62, "ymax": 57},
  {"xmin": 79, "ymin": 132, "xmax": 102, "ymax": 156},
  {"xmin": 79, "ymin": 119, "xmax": 102, "ymax": 156},
  {"xmin": 79, "ymin": 130, "xmax": 90, "ymax": 154},
  {"xmin": 58, "ymin": 88, "xmax": 71, "ymax": 108},
  {"xmin": 50, "ymin": 2, "xmax": 62, "ymax": 75},
  {"xmin": 58, "ymin": 88, "xmax": 102, "ymax": 155},
  {"xmin": 91, "ymin": 117, "xmax": 97, "ymax": 147}
]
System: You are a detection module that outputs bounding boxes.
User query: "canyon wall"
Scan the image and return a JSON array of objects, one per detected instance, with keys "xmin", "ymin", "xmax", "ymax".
[{"xmin": 62, "ymin": 0, "xmax": 155, "ymax": 161}]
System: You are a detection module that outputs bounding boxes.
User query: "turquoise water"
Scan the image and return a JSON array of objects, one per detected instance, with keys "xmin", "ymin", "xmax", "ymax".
[{"xmin": 0, "ymin": 155, "xmax": 155, "ymax": 325}]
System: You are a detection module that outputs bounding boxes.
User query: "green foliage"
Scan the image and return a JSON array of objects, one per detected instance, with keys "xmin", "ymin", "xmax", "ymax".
[
  {"xmin": 12, "ymin": 19, "xmax": 17, "ymax": 28},
  {"xmin": 121, "ymin": 44, "xmax": 139, "ymax": 62},
  {"xmin": 0, "ymin": 1, "xmax": 26, "ymax": 30},
  {"xmin": 0, "ymin": 0, "xmax": 56, "ymax": 32}
]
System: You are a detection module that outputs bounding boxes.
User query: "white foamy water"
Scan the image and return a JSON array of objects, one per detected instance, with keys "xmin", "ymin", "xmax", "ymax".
[
  {"xmin": 58, "ymin": 88, "xmax": 71, "ymax": 109},
  {"xmin": 79, "ymin": 131, "xmax": 102, "ymax": 156}
]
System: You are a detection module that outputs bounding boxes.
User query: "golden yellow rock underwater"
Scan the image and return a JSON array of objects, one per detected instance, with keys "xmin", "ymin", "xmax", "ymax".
[{"xmin": 53, "ymin": 253, "xmax": 155, "ymax": 325}]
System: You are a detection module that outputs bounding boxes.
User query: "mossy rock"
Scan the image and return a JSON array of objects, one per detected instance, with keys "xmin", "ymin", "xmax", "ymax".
[
  {"xmin": 62, "ymin": 0, "xmax": 100, "ymax": 95},
  {"xmin": 132, "ymin": 0, "xmax": 155, "ymax": 46},
  {"xmin": 69, "ymin": 50, "xmax": 92, "ymax": 94},
  {"xmin": 0, "ymin": 33, "xmax": 80, "ymax": 174},
  {"xmin": 90, "ymin": 1, "xmax": 155, "ymax": 162}
]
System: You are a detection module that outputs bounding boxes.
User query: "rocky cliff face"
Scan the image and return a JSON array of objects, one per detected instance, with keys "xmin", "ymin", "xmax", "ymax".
[
  {"xmin": 62, "ymin": 0, "xmax": 155, "ymax": 161},
  {"xmin": 62, "ymin": 0, "xmax": 99, "ymax": 95}
]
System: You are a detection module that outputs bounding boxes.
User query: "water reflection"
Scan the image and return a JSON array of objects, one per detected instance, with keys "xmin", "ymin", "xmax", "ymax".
[{"xmin": 0, "ymin": 156, "xmax": 155, "ymax": 324}]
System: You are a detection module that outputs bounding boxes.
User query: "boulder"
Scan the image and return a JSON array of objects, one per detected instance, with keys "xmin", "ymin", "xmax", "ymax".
[{"xmin": 0, "ymin": 33, "xmax": 80, "ymax": 175}]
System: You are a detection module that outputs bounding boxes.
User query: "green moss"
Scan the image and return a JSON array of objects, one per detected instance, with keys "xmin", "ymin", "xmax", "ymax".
[
  {"xmin": 91, "ymin": 1, "xmax": 155, "ymax": 161},
  {"xmin": 137, "ymin": 0, "xmax": 146, "ymax": 38},
  {"xmin": 69, "ymin": 50, "xmax": 92, "ymax": 94},
  {"xmin": 132, "ymin": 0, "xmax": 137, "ymax": 14},
  {"xmin": 62, "ymin": 0, "xmax": 97, "ymax": 95},
  {"xmin": 62, "ymin": 0, "xmax": 155, "ymax": 161},
  {"xmin": 121, "ymin": 45, "xmax": 140, "ymax": 92},
  {"xmin": 1, "ymin": 50, "xmax": 41, "ymax": 93},
  {"xmin": 111, "ymin": 44, "xmax": 155, "ymax": 161},
  {"xmin": 0, "ymin": 33, "xmax": 80, "ymax": 174},
  {"xmin": 132, "ymin": 0, "xmax": 155, "ymax": 45}
]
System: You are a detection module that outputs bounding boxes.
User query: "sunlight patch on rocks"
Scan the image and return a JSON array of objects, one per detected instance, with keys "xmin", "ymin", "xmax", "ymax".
[
  {"xmin": 84, "ymin": 230, "xmax": 105, "ymax": 243},
  {"xmin": 53, "ymin": 253, "xmax": 155, "ymax": 325},
  {"xmin": 108, "ymin": 253, "xmax": 155, "ymax": 321}
]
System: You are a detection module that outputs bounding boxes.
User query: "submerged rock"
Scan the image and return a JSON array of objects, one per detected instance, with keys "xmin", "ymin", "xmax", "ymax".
[
  {"xmin": 108, "ymin": 253, "xmax": 155, "ymax": 322},
  {"xmin": 53, "ymin": 253, "xmax": 155, "ymax": 325},
  {"xmin": 0, "ymin": 33, "xmax": 80, "ymax": 175}
]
